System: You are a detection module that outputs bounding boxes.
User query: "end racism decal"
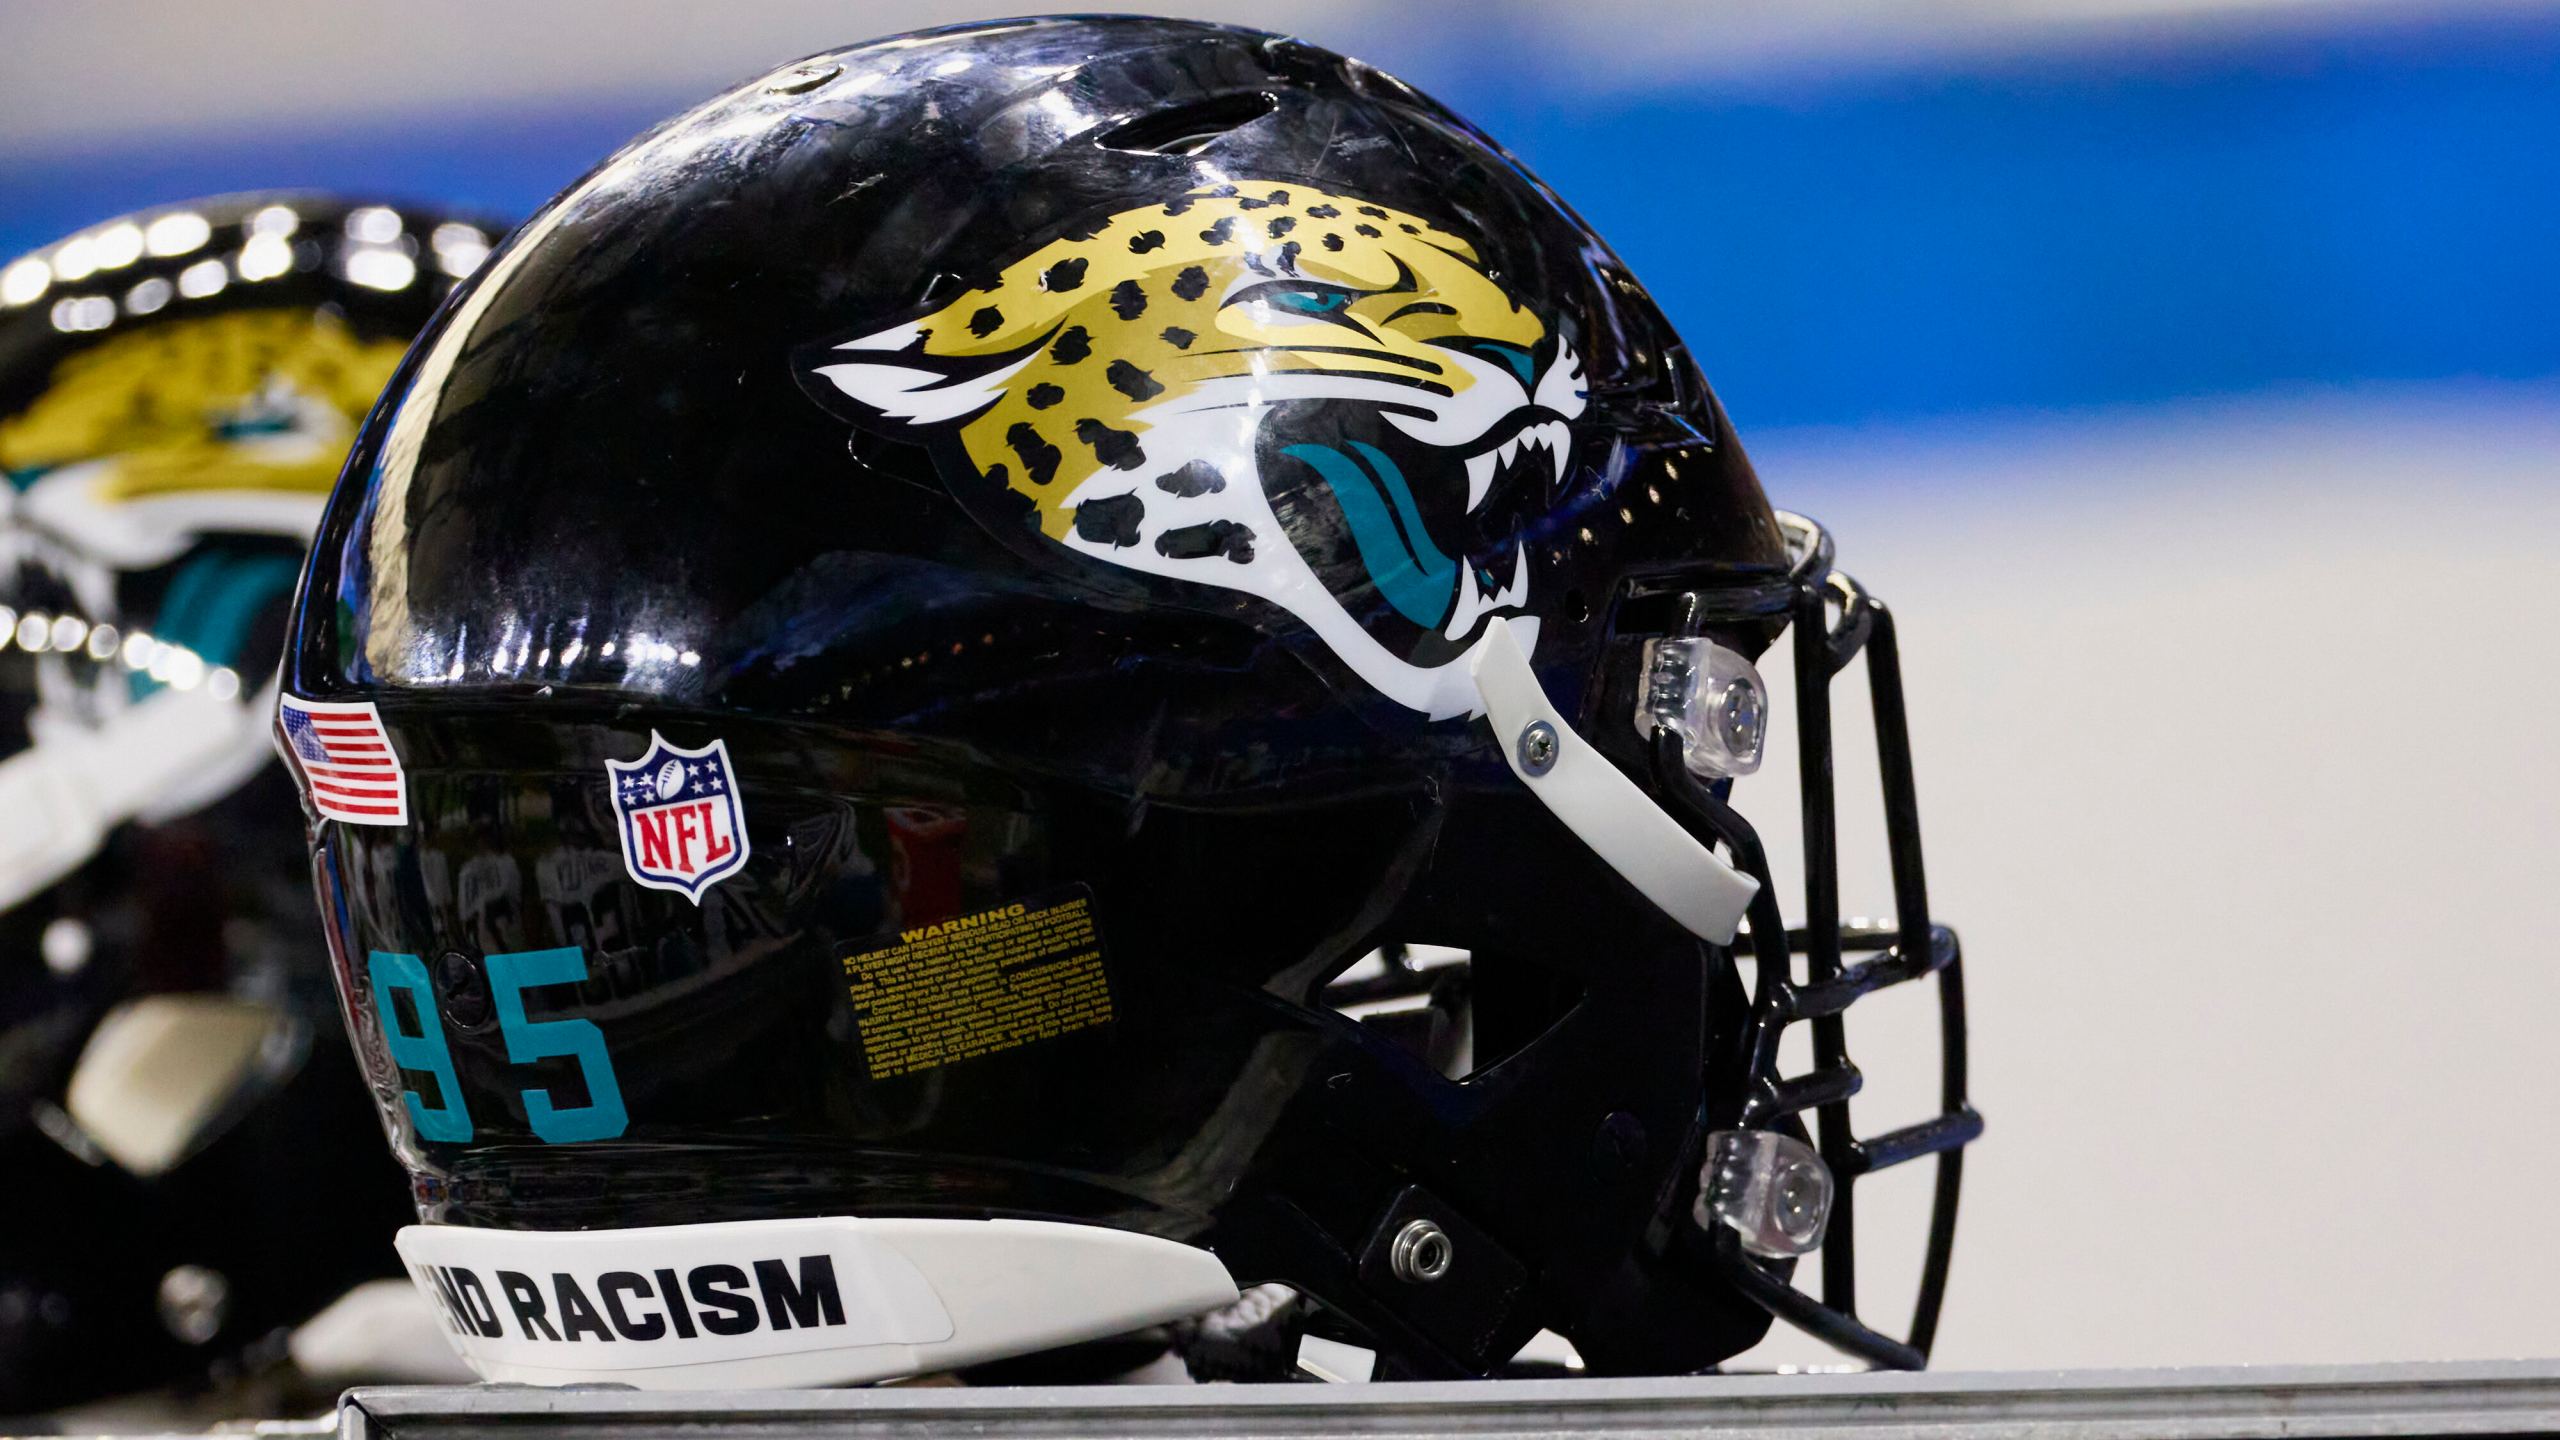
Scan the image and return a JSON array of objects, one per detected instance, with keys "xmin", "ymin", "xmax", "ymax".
[{"xmin": 415, "ymin": 1254, "xmax": 845, "ymax": 1344}]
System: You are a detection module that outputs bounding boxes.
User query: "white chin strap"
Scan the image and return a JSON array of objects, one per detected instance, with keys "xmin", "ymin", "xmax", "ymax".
[
  {"xmin": 0, "ymin": 683, "xmax": 267, "ymax": 914},
  {"xmin": 1469, "ymin": 617, "xmax": 1760, "ymax": 944}
]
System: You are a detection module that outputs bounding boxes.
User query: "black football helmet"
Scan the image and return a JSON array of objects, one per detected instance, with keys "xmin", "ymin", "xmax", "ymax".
[
  {"xmin": 0, "ymin": 192, "xmax": 496, "ymax": 1413},
  {"xmin": 282, "ymin": 18, "xmax": 1978, "ymax": 1386}
]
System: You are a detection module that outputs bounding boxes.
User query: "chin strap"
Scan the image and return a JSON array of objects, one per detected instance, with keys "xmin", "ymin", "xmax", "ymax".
[{"xmin": 1468, "ymin": 617, "xmax": 1759, "ymax": 944}]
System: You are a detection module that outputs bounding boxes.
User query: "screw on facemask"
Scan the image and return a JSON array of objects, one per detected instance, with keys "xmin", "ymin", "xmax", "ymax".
[{"xmin": 1515, "ymin": 720, "xmax": 1559, "ymax": 776}]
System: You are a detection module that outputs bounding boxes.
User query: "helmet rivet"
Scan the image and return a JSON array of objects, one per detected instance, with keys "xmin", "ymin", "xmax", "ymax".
[
  {"xmin": 1594, "ymin": 1110, "xmax": 1646, "ymax": 1174},
  {"xmin": 157, "ymin": 1265, "xmax": 230, "ymax": 1345},
  {"xmin": 40, "ymin": 918, "xmax": 91, "ymax": 976},
  {"xmin": 766, "ymin": 63, "xmax": 842, "ymax": 96},
  {"xmin": 436, "ymin": 949, "xmax": 492, "ymax": 1029},
  {"xmin": 1388, "ymin": 1218, "xmax": 1454, "ymax": 1284},
  {"xmin": 1517, "ymin": 720, "xmax": 1560, "ymax": 776}
]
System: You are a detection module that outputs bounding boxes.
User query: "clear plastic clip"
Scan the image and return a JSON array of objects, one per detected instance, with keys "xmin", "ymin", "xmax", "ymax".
[
  {"xmin": 1697, "ymin": 1129, "xmax": 1833, "ymax": 1259},
  {"xmin": 1634, "ymin": 636, "xmax": 1768, "ymax": 779}
]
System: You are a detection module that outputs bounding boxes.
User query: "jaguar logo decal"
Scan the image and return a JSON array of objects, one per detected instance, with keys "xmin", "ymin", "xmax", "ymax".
[{"xmin": 800, "ymin": 182, "xmax": 1586, "ymax": 717}]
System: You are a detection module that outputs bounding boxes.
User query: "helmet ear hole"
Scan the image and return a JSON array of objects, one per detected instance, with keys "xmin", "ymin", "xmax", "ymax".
[
  {"xmin": 1461, "ymin": 949, "xmax": 1585, "ymax": 1082},
  {"xmin": 1095, "ymin": 91, "xmax": 1279, "ymax": 156},
  {"xmin": 1323, "ymin": 943, "xmax": 1471, "ymax": 1077},
  {"xmin": 1320, "ymin": 944, "xmax": 1584, "ymax": 1083}
]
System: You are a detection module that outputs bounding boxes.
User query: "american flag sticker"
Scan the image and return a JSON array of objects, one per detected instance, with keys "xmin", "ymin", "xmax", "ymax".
[{"xmin": 277, "ymin": 696, "xmax": 410, "ymax": 826}]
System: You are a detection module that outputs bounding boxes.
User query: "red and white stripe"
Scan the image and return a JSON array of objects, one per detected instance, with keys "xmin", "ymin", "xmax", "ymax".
[{"xmin": 278, "ymin": 695, "xmax": 410, "ymax": 826}]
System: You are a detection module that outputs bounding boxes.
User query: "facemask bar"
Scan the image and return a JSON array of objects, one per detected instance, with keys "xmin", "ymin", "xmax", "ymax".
[{"xmin": 1651, "ymin": 510, "xmax": 1981, "ymax": 1370}]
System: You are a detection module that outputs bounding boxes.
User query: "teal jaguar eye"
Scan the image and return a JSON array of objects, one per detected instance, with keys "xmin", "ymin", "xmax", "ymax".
[
  {"xmin": 215, "ymin": 414, "xmax": 299, "ymax": 441},
  {"xmin": 1271, "ymin": 289, "xmax": 1349, "ymax": 315}
]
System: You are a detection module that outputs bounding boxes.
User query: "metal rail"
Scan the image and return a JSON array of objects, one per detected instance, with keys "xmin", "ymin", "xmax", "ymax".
[{"xmin": 336, "ymin": 1361, "xmax": 2560, "ymax": 1440}]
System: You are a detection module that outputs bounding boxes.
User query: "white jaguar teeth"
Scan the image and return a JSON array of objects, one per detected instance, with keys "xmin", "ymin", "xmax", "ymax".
[
  {"xmin": 1445, "ymin": 565, "xmax": 1484, "ymax": 641},
  {"xmin": 1461, "ymin": 422, "xmax": 1575, "ymax": 515},
  {"xmin": 1539, "ymin": 420, "xmax": 1571, "ymax": 489},
  {"xmin": 1442, "ymin": 539, "xmax": 1533, "ymax": 641},
  {"xmin": 1464, "ymin": 452, "xmax": 1498, "ymax": 514}
]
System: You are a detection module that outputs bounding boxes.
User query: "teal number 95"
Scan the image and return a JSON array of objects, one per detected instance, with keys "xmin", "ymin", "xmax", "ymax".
[{"xmin": 367, "ymin": 946, "xmax": 628, "ymax": 1144}]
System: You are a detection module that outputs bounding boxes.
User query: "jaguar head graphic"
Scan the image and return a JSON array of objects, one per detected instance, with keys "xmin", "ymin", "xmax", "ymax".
[
  {"xmin": 799, "ymin": 182, "xmax": 1587, "ymax": 717},
  {"xmin": 0, "ymin": 308, "xmax": 411, "ymax": 578}
]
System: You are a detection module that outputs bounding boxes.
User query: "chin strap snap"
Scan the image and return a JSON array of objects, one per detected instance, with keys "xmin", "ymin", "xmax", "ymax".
[{"xmin": 1468, "ymin": 617, "xmax": 1759, "ymax": 944}]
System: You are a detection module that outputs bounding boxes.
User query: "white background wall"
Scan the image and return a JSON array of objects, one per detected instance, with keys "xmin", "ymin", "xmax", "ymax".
[{"xmin": 1737, "ymin": 381, "xmax": 2560, "ymax": 1368}]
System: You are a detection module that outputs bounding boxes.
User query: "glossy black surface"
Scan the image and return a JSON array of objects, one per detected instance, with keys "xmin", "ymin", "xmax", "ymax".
[
  {"xmin": 296, "ymin": 16, "xmax": 1785, "ymax": 725},
  {"xmin": 287, "ymin": 17, "xmax": 1968, "ymax": 1377}
]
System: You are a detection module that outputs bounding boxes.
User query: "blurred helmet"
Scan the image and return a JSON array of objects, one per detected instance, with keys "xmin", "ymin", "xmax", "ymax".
[
  {"xmin": 0, "ymin": 192, "xmax": 497, "ymax": 1412},
  {"xmin": 282, "ymin": 18, "xmax": 1979, "ymax": 1388}
]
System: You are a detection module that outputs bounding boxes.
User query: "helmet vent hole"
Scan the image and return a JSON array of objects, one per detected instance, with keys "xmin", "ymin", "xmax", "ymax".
[{"xmin": 1097, "ymin": 92, "xmax": 1279, "ymax": 156}]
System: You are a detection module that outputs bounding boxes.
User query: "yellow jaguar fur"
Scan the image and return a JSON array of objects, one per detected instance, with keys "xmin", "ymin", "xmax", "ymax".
[
  {"xmin": 0, "ymin": 309, "xmax": 408, "ymax": 499},
  {"xmin": 808, "ymin": 179, "xmax": 1589, "ymax": 716},
  {"xmin": 816, "ymin": 181, "xmax": 1547, "ymax": 541}
]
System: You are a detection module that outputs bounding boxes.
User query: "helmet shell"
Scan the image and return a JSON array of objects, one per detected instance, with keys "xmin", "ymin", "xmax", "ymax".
[{"xmin": 289, "ymin": 19, "xmax": 1792, "ymax": 1376}]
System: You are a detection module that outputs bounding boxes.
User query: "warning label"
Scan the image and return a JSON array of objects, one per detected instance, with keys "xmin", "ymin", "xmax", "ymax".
[{"xmin": 840, "ymin": 885, "xmax": 1113, "ymax": 1080}]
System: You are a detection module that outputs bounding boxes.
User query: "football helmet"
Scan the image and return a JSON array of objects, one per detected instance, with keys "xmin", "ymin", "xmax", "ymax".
[
  {"xmin": 0, "ymin": 192, "xmax": 495, "ymax": 1412},
  {"xmin": 282, "ymin": 19, "xmax": 1978, "ymax": 1386}
]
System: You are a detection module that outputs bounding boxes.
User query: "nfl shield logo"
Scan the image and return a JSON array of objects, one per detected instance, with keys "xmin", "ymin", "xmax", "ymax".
[{"xmin": 607, "ymin": 732, "xmax": 752, "ymax": 903}]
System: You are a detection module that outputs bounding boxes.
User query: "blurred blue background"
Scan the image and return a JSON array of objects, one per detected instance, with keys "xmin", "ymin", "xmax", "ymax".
[
  {"xmin": 6, "ymin": 3, "xmax": 2556, "ymax": 428},
  {"xmin": 6, "ymin": 0, "xmax": 2558, "ymax": 1375}
]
